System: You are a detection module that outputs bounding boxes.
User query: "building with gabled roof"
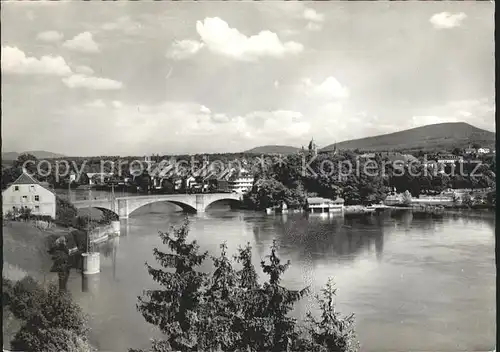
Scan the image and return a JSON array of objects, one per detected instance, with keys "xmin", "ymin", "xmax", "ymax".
[{"xmin": 2, "ymin": 169, "xmax": 56, "ymax": 218}]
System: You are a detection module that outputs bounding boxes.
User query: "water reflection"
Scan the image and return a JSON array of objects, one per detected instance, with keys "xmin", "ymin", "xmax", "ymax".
[
  {"xmin": 81, "ymin": 272, "xmax": 100, "ymax": 294},
  {"xmin": 249, "ymin": 213, "xmax": 386, "ymax": 264}
]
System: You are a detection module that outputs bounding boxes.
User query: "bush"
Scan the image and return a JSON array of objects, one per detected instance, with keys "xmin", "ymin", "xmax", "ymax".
[{"xmin": 7, "ymin": 278, "xmax": 90, "ymax": 351}]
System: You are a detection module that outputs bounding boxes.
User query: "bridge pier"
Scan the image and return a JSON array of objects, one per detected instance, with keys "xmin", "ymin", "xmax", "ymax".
[
  {"xmin": 195, "ymin": 194, "xmax": 205, "ymax": 213},
  {"xmin": 118, "ymin": 198, "xmax": 129, "ymax": 219}
]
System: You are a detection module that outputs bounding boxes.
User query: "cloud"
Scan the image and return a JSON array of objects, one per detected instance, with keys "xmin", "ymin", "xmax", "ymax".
[
  {"xmin": 74, "ymin": 65, "xmax": 94, "ymax": 75},
  {"xmin": 101, "ymin": 16, "xmax": 142, "ymax": 35},
  {"xmin": 112, "ymin": 100, "xmax": 123, "ymax": 108},
  {"xmin": 412, "ymin": 98, "xmax": 495, "ymax": 131},
  {"xmin": 167, "ymin": 39, "xmax": 205, "ymax": 60},
  {"xmin": 1, "ymin": 46, "xmax": 72, "ymax": 76},
  {"xmin": 36, "ymin": 30, "xmax": 64, "ymax": 43},
  {"xmin": 411, "ymin": 115, "xmax": 459, "ymax": 127},
  {"xmin": 305, "ymin": 22, "xmax": 322, "ymax": 32},
  {"xmin": 85, "ymin": 99, "xmax": 106, "ymax": 108},
  {"xmin": 430, "ymin": 12, "xmax": 467, "ymax": 29},
  {"xmin": 303, "ymin": 8, "xmax": 324, "ymax": 31},
  {"xmin": 85, "ymin": 99, "xmax": 123, "ymax": 109},
  {"xmin": 64, "ymin": 101, "xmax": 310, "ymax": 153},
  {"xmin": 63, "ymin": 32, "xmax": 100, "ymax": 53},
  {"xmin": 62, "ymin": 74, "xmax": 123, "ymax": 90},
  {"xmin": 301, "ymin": 76, "xmax": 350, "ymax": 100},
  {"xmin": 195, "ymin": 17, "xmax": 303, "ymax": 61},
  {"xmin": 200, "ymin": 105, "xmax": 211, "ymax": 114},
  {"xmin": 303, "ymin": 8, "xmax": 324, "ymax": 22}
]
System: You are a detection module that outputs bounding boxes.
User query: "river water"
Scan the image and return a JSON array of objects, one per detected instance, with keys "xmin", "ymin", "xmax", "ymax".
[{"xmin": 61, "ymin": 190, "xmax": 496, "ymax": 352}]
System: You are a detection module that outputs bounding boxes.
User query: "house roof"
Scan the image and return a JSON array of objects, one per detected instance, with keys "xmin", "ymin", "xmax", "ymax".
[
  {"xmin": 11, "ymin": 171, "xmax": 39, "ymax": 185},
  {"xmin": 9, "ymin": 171, "xmax": 56, "ymax": 195},
  {"xmin": 307, "ymin": 197, "xmax": 344, "ymax": 204}
]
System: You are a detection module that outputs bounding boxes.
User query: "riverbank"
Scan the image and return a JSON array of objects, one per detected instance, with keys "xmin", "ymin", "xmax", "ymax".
[{"xmin": 2, "ymin": 222, "xmax": 69, "ymax": 281}]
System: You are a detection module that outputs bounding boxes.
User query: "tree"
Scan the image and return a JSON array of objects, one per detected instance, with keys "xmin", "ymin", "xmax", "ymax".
[
  {"xmin": 133, "ymin": 225, "xmax": 357, "ymax": 352},
  {"xmin": 256, "ymin": 240, "xmax": 309, "ymax": 352},
  {"xmin": 1, "ymin": 166, "xmax": 22, "ymax": 190},
  {"xmin": 486, "ymin": 190, "xmax": 496, "ymax": 207},
  {"xmin": 6, "ymin": 276, "xmax": 45, "ymax": 321},
  {"xmin": 305, "ymin": 278, "xmax": 359, "ymax": 352},
  {"xmin": 14, "ymin": 153, "xmax": 38, "ymax": 175},
  {"xmin": 136, "ymin": 218, "xmax": 209, "ymax": 351},
  {"xmin": 7, "ymin": 278, "xmax": 90, "ymax": 352},
  {"xmin": 197, "ymin": 243, "xmax": 241, "ymax": 351},
  {"xmin": 56, "ymin": 196, "xmax": 78, "ymax": 227},
  {"xmin": 48, "ymin": 236, "xmax": 71, "ymax": 291}
]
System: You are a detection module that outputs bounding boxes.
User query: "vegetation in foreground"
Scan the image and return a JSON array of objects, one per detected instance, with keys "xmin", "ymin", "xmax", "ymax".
[
  {"xmin": 2, "ymin": 276, "xmax": 92, "ymax": 351},
  {"xmin": 132, "ymin": 218, "xmax": 359, "ymax": 352}
]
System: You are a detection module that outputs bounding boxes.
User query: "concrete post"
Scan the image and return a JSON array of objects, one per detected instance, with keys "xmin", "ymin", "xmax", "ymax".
[
  {"xmin": 118, "ymin": 198, "xmax": 129, "ymax": 219},
  {"xmin": 195, "ymin": 194, "xmax": 205, "ymax": 213}
]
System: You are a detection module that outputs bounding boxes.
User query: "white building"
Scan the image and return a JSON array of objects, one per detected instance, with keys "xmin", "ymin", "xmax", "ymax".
[
  {"xmin": 437, "ymin": 155, "xmax": 463, "ymax": 164},
  {"xmin": 228, "ymin": 171, "xmax": 254, "ymax": 194},
  {"xmin": 2, "ymin": 170, "xmax": 57, "ymax": 219},
  {"xmin": 306, "ymin": 197, "xmax": 344, "ymax": 213}
]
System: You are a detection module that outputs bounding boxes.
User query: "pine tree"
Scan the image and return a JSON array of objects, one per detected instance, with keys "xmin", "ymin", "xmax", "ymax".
[
  {"xmin": 136, "ymin": 217, "xmax": 209, "ymax": 351},
  {"xmin": 199, "ymin": 242, "xmax": 241, "ymax": 351},
  {"xmin": 253, "ymin": 240, "xmax": 309, "ymax": 352},
  {"xmin": 305, "ymin": 278, "xmax": 359, "ymax": 352},
  {"xmin": 234, "ymin": 243, "xmax": 258, "ymax": 290}
]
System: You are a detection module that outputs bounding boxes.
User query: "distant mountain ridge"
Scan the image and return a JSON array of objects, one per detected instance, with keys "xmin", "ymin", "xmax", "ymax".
[
  {"xmin": 244, "ymin": 145, "xmax": 301, "ymax": 155},
  {"xmin": 321, "ymin": 122, "xmax": 495, "ymax": 152},
  {"xmin": 246, "ymin": 122, "xmax": 495, "ymax": 155},
  {"xmin": 2, "ymin": 151, "xmax": 66, "ymax": 160}
]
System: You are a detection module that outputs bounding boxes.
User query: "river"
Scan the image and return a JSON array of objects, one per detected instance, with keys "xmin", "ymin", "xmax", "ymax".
[{"xmin": 61, "ymin": 190, "xmax": 496, "ymax": 352}]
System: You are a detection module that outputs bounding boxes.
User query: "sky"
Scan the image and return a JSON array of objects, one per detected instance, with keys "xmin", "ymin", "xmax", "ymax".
[{"xmin": 1, "ymin": 1, "xmax": 495, "ymax": 156}]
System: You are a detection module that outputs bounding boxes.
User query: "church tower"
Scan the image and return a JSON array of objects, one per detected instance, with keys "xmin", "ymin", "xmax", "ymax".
[{"xmin": 308, "ymin": 137, "xmax": 318, "ymax": 156}]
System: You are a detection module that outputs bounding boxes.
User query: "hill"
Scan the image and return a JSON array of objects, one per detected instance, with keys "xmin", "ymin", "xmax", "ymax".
[
  {"xmin": 244, "ymin": 145, "xmax": 301, "ymax": 155},
  {"xmin": 322, "ymin": 122, "xmax": 495, "ymax": 152},
  {"xmin": 2, "ymin": 150, "xmax": 66, "ymax": 160}
]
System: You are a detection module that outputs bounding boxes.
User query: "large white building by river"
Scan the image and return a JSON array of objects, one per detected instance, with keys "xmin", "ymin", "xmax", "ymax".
[{"xmin": 2, "ymin": 170, "xmax": 57, "ymax": 218}]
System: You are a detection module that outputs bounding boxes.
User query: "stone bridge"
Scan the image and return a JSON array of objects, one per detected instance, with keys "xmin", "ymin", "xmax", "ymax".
[{"xmin": 73, "ymin": 193, "xmax": 242, "ymax": 219}]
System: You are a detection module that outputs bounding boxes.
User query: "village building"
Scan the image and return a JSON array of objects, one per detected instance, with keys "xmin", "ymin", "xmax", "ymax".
[
  {"xmin": 437, "ymin": 154, "xmax": 464, "ymax": 164},
  {"xmin": 305, "ymin": 197, "xmax": 345, "ymax": 214},
  {"xmin": 2, "ymin": 170, "xmax": 57, "ymax": 218}
]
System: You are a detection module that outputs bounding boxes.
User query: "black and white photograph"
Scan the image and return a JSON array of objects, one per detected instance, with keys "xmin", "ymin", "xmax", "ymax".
[{"xmin": 1, "ymin": 1, "xmax": 496, "ymax": 351}]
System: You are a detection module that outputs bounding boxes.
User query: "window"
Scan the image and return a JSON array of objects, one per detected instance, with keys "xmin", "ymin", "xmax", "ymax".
[
  {"xmin": 14, "ymin": 186, "xmax": 19, "ymax": 191},
  {"xmin": 34, "ymin": 206, "xmax": 40, "ymax": 212},
  {"xmin": 30, "ymin": 185, "xmax": 35, "ymax": 192},
  {"xmin": 22, "ymin": 196, "xmax": 28, "ymax": 203},
  {"xmin": 34, "ymin": 195, "xmax": 40, "ymax": 202}
]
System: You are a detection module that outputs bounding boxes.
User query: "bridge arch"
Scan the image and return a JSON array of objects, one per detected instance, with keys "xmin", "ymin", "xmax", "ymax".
[
  {"xmin": 76, "ymin": 206, "xmax": 119, "ymax": 220},
  {"xmin": 204, "ymin": 197, "xmax": 242, "ymax": 211},
  {"xmin": 127, "ymin": 199, "xmax": 197, "ymax": 217}
]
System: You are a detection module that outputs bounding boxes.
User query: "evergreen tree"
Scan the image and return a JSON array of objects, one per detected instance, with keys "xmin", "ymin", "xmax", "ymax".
[
  {"xmin": 305, "ymin": 278, "xmax": 359, "ymax": 352},
  {"xmin": 255, "ymin": 240, "xmax": 309, "ymax": 352},
  {"xmin": 234, "ymin": 243, "xmax": 258, "ymax": 290},
  {"xmin": 198, "ymin": 243, "xmax": 241, "ymax": 351},
  {"xmin": 136, "ymin": 217, "xmax": 209, "ymax": 351}
]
